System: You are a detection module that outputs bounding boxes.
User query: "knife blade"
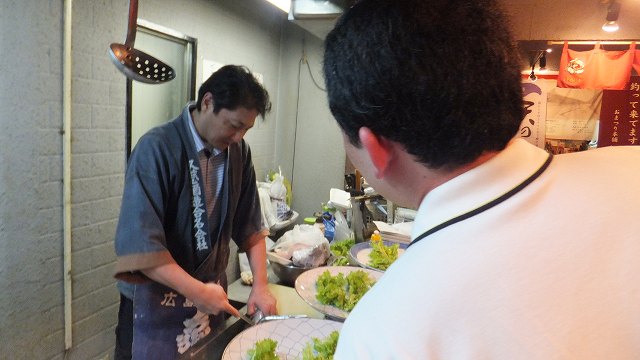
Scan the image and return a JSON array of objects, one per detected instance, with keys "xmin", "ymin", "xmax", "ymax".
[
  {"xmin": 256, "ymin": 314, "xmax": 308, "ymax": 324},
  {"xmin": 237, "ymin": 312, "xmax": 255, "ymax": 326}
]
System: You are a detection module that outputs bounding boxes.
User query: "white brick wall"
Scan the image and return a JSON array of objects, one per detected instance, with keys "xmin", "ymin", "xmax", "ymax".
[
  {"xmin": 0, "ymin": 0, "xmax": 67, "ymax": 358},
  {"xmin": 0, "ymin": 0, "xmax": 310, "ymax": 358}
]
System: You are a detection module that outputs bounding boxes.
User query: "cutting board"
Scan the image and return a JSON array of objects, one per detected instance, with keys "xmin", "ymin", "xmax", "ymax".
[
  {"xmin": 268, "ymin": 283, "xmax": 324, "ymax": 319},
  {"xmin": 227, "ymin": 279, "xmax": 323, "ymax": 319}
]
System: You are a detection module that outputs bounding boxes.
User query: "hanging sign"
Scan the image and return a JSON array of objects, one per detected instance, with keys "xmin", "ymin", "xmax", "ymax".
[
  {"xmin": 518, "ymin": 81, "xmax": 548, "ymax": 148},
  {"xmin": 598, "ymin": 76, "xmax": 640, "ymax": 147}
]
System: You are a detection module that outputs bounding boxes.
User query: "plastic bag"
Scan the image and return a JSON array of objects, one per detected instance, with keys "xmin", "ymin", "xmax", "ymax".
[
  {"xmin": 269, "ymin": 172, "xmax": 287, "ymax": 200},
  {"xmin": 258, "ymin": 187, "xmax": 278, "ymax": 228},
  {"xmin": 272, "ymin": 224, "xmax": 330, "ymax": 267},
  {"xmin": 293, "ymin": 241, "xmax": 330, "ymax": 268},
  {"xmin": 268, "ymin": 167, "xmax": 291, "ymax": 221},
  {"xmin": 267, "ymin": 167, "xmax": 293, "ymax": 206},
  {"xmin": 333, "ymin": 210, "xmax": 353, "ymax": 241},
  {"xmin": 272, "ymin": 198, "xmax": 293, "ymax": 222},
  {"xmin": 321, "ymin": 209, "xmax": 352, "ymax": 242}
]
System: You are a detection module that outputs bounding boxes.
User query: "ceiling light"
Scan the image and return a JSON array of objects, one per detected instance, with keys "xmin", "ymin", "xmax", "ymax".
[
  {"xmin": 602, "ymin": 1, "xmax": 621, "ymax": 32},
  {"xmin": 266, "ymin": 0, "xmax": 291, "ymax": 13},
  {"xmin": 602, "ymin": 21, "xmax": 619, "ymax": 32}
]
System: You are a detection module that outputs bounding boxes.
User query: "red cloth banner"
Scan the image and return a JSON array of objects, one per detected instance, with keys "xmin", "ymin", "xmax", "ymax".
[
  {"xmin": 557, "ymin": 41, "xmax": 636, "ymax": 90},
  {"xmin": 634, "ymin": 50, "xmax": 640, "ymax": 75},
  {"xmin": 598, "ymin": 76, "xmax": 640, "ymax": 147}
]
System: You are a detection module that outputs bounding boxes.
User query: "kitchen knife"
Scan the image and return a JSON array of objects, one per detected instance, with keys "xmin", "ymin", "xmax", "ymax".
[{"xmin": 237, "ymin": 312, "xmax": 255, "ymax": 326}]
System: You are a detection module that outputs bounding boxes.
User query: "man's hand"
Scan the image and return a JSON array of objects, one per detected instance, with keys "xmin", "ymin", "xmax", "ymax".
[
  {"xmin": 247, "ymin": 284, "xmax": 277, "ymax": 316},
  {"xmin": 141, "ymin": 261, "xmax": 239, "ymax": 318},
  {"xmin": 244, "ymin": 232, "xmax": 278, "ymax": 316},
  {"xmin": 192, "ymin": 282, "xmax": 240, "ymax": 317}
]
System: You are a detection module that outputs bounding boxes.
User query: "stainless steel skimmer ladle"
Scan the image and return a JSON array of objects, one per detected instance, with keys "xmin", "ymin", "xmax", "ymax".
[{"xmin": 108, "ymin": 0, "xmax": 175, "ymax": 84}]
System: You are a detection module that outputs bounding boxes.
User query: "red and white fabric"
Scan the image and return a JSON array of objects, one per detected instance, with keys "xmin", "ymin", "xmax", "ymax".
[{"xmin": 557, "ymin": 41, "xmax": 635, "ymax": 90}]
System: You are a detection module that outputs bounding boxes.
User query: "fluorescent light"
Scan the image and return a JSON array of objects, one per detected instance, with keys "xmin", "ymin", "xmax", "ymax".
[{"xmin": 266, "ymin": 0, "xmax": 291, "ymax": 13}]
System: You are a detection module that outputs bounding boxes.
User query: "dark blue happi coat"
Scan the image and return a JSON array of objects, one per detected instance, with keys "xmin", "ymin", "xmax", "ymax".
[{"xmin": 114, "ymin": 104, "xmax": 265, "ymax": 359}]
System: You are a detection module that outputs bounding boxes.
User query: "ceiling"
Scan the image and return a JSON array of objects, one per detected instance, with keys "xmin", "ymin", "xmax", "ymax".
[
  {"xmin": 504, "ymin": 0, "xmax": 640, "ymax": 41},
  {"xmin": 290, "ymin": 0, "xmax": 640, "ymax": 41}
]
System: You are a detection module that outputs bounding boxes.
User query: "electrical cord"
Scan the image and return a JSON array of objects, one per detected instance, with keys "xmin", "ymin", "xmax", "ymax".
[
  {"xmin": 290, "ymin": 54, "xmax": 302, "ymax": 190},
  {"xmin": 299, "ymin": 40, "xmax": 327, "ymax": 92},
  {"xmin": 291, "ymin": 42, "xmax": 327, "ymax": 190},
  {"xmin": 302, "ymin": 53, "xmax": 326, "ymax": 92},
  {"xmin": 291, "ymin": 39, "xmax": 327, "ymax": 188}
]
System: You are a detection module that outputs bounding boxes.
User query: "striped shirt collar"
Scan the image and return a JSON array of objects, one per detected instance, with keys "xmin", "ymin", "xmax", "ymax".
[{"xmin": 186, "ymin": 103, "xmax": 223, "ymax": 156}]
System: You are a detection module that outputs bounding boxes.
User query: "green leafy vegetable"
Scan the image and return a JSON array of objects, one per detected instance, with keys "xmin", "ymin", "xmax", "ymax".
[
  {"xmin": 368, "ymin": 239, "xmax": 398, "ymax": 270},
  {"xmin": 331, "ymin": 257, "xmax": 350, "ymax": 266},
  {"xmin": 315, "ymin": 269, "xmax": 375, "ymax": 311},
  {"xmin": 247, "ymin": 338, "xmax": 280, "ymax": 360},
  {"xmin": 330, "ymin": 239, "xmax": 355, "ymax": 256},
  {"xmin": 301, "ymin": 330, "xmax": 340, "ymax": 360},
  {"xmin": 330, "ymin": 239, "xmax": 355, "ymax": 266},
  {"xmin": 316, "ymin": 271, "xmax": 347, "ymax": 309}
]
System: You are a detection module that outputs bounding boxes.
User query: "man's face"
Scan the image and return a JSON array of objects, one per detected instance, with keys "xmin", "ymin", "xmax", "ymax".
[{"xmin": 200, "ymin": 105, "xmax": 258, "ymax": 151}]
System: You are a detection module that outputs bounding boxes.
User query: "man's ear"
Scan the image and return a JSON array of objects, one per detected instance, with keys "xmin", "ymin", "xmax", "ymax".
[
  {"xmin": 201, "ymin": 92, "xmax": 214, "ymax": 112},
  {"xmin": 358, "ymin": 127, "xmax": 393, "ymax": 179}
]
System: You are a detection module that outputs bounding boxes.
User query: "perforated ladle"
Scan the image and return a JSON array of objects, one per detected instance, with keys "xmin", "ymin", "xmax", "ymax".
[{"xmin": 108, "ymin": 0, "xmax": 175, "ymax": 84}]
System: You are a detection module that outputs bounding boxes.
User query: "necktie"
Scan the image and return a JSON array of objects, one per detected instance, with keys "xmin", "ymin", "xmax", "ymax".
[
  {"xmin": 199, "ymin": 149, "xmax": 224, "ymax": 228},
  {"xmin": 199, "ymin": 149, "xmax": 213, "ymax": 216}
]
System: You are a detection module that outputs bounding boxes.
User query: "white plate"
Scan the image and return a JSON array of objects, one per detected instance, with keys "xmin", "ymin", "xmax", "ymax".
[
  {"xmin": 221, "ymin": 318, "xmax": 342, "ymax": 360},
  {"xmin": 294, "ymin": 266, "xmax": 382, "ymax": 320},
  {"xmin": 349, "ymin": 240, "xmax": 407, "ymax": 271}
]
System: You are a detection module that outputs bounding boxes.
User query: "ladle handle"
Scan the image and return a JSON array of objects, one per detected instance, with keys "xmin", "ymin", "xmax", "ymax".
[{"xmin": 124, "ymin": 0, "xmax": 138, "ymax": 46}]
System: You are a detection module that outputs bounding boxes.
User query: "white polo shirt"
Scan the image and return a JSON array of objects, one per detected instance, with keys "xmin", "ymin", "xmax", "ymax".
[{"xmin": 335, "ymin": 139, "xmax": 640, "ymax": 359}]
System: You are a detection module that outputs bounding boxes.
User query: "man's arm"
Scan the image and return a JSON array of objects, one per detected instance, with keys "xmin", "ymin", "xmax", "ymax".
[
  {"xmin": 244, "ymin": 233, "xmax": 277, "ymax": 316},
  {"xmin": 142, "ymin": 261, "xmax": 240, "ymax": 317}
]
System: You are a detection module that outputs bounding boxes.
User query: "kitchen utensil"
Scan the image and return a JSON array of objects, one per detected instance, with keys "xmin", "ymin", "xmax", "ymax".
[
  {"xmin": 269, "ymin": 260, "xmax": 315, "ymax": 287},
  {"xmin": 250, "ymin": 308, "xmax": 309, "ymax": 324},
  {"xmin": 256, "ymin": 314, "xmax": 309, "ymax": 324},
  {"xmin": 237, "ymin": 312, "xmax": 255, "ymax": 326},
  {"xmin": 108, "ymin": 0, "xmax": 175, "ymax": 84}
]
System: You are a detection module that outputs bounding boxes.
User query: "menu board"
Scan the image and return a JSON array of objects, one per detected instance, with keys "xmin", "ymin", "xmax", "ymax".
[{"xmin": 598, "ymin": 76, "xmax": 640, "ymax": 147}]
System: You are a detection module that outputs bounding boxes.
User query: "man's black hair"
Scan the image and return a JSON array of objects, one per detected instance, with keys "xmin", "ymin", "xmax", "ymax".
[
  {"xmin": 197, "ymin": 65, "xmax": 271, "ymax": 118},
  {"xmin": 323, "ymin": 0, "xmax": 524, "ymax": 169}
]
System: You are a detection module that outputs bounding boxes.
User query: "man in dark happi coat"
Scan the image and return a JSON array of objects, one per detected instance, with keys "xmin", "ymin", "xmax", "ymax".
[{"xmin": 113, "ymin": 65, "xmax": 276, "ymax": 359}]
